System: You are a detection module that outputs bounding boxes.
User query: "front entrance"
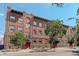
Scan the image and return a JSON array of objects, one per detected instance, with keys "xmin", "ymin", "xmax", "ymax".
[{"xmin": 25, "ymin": 41, "xmax": 30, "ymax": 49}]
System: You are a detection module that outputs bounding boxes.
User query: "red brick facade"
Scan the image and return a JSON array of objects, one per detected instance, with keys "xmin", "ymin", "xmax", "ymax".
[
  {"xmin": 4, "ymin": 7, "xmax": 50, "ymax": 49},
  {"xmin": 4, "ymin": 7, "xmax": 76, "ymax": 49}
]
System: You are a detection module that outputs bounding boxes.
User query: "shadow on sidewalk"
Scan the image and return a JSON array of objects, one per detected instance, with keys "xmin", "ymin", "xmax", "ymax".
[{"xmin": 72, "ymin": 50, "xmax": 79, "ymax": 56}]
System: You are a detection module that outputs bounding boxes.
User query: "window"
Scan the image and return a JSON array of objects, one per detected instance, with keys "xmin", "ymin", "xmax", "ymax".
[
  {"xmin": 26, "ymin": 17, "xmax": 30, "ymax": 20},
  {"xmin": 39, "ymin": 30, "xmax": 42, "ymax": 35},
  {"xmin": 26, "ymin": 17, "xmax": 30, "ymax": 23},
  {"xmin": 10, "ymin": 16, "xmax": 15, "ymax": 22},
  {"xmin": 33, "ymin": 21, "xmax": 37, "ymax": 26},
  {"xmin": 39, "ymin": 41, "xmax": 42, "ymax": 43},
  {"xmin": 18, "ymin": 27, "xmax": 22, "ymax": 32},
  {"xmin": 44, "ymin": 24, "xmax": 47, "ymax": 28},
  {"xmin": 18, "ymin": 18, "xmax": 23, "ymax": 24},
  {"xmin": 26, "ymin": 24, "xmax": 30, "ymax": 29},
  {"xmin": 25, "ymin": 32, "xmax": 30, "ymax": 39},
  {"xmin": 45, "ymin": 43, "xmax": 47, "ymax": 44},
  {"xmin": 33, "ymin": 40, "xmax": 36, "ymax": 43},
  {"xmin": 9, "ymin": 25, "xmax": 15, "ymax": 32},
  {"xmin": 33, "ymin": 30, "xmax": 37, "ymax": 35},
  {"xmin": 39, "ymin": 23, "xmax": 42, "ymax": 27}
]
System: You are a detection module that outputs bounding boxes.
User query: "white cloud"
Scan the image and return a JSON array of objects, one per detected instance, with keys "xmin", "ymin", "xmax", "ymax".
[{"xmin": 0, "ymin": 13, "xmax": 4, "ymax": 16}]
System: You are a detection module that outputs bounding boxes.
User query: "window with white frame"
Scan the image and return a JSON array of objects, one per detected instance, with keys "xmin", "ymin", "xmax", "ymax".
[
  {"xmin": 10, "ymin": 16, "xmax": 15, "ymax": 22},
  {"xmin": 39, "ymin": 30, "xmax": 42, "ymax": 35},
  {"xmin": 26, "ymin": 24, "xmax": 30, "ymax": 29},
  {"xmin": 18, "ymin": 18, "xmax": 23, "ymax": 24},
  {"xmin": 9, "ymin": 25, "xmax": 15, "ymax": 32},
  {"xmin": 39, "ymin": 23, "xmax": 42, "ymax": 27},
  {"xmin": 33, "ymin": 30, "xmax": 37, "ymax": 35},
  {"xmin": 18, "ymin": 27, "xmax": 22, "ymax": 32},
  {"xmin": 33, "ymin": 21, "xmax": 37, "ymax": 26},
  {"xmin": 44, "ymin": 24, "xmax": 47, "ymax": 28},
  {"xmin": 25, "ymin": 32, "xmax": 30, "ymax": 39}
]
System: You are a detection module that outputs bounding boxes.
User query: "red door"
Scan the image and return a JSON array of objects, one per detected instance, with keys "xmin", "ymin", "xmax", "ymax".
[
  {"xmin": 51, "ymin": 44, "xmax": 57, "ymax": 48},
  {"xmin": 25, "ymin": 42, "xmax": 30, "ymax": 49}
]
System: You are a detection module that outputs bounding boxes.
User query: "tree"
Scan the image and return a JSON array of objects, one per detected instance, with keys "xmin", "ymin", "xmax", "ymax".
[
  {"xmin": 65, "ymin": 26, "xmax": 76, "ymax": 47},
  {"xmin": 45, "ymin": 20, "xmax": 66, "ymax": 48},
  {"xmin": 75, "ymin": 25, "xmax": 79, "ymax": 46},
  {"xmin": 10, "ymin": 32, "xmax": 26, "ymax": 49},
  {"xmin": 10, "ymin": 35, "xmax": 18, "ymax": 46},
  {"xmin": 67, "ymin": 7, "xmax": 79, "ymax": 47},
  {"xmin": 68, "ymin": 37, "xmax": 75, "ymax": 47}
]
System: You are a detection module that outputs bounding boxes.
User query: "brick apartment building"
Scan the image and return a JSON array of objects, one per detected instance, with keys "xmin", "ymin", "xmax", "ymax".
[
  {"xmin": 4, "ymin": 7, "xmax": 76, "ymax": 49},
  {"xmin": 58, "ymin": 25, "xmax": 76, "ymax": 47},
  {"xmin": 4, "ymin": 7, "xmax": 50, "ymax": 49}
]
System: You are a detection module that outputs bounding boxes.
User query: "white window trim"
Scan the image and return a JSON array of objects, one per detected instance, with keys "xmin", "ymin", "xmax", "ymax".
[
  {"xmin": 39, "ymin": 23, "xmax": 42, "ymax": 27},
  {"xmin": 18, "ymin": 27, "xmax": 23, "ymax": 32},
  {"xmin": 33, "ymin": 21, "xmax": 37, "ymax": 26},
  {"xmin": 18, "ymin": 18, "xmax": 23, "ymax": 24},
  {"xmin": 26, "ymin": 24, "xmax": 30, "ymax": 29},
  {"xmin": 9, "ymin": 26, "xmax": 15, "ymax": 32},
  {"xmin": 10, "ymin": 16, "xmax": 15, "ymax": 22},
  {"xmin": 25, "ymin": 32, "xmax": 30, "ymax": 39}
]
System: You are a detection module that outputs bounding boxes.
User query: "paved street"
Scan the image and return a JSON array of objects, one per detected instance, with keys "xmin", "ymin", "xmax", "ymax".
[{"xmin": 0, "ymin": 47, "xmax": 79, "ymax": 56}]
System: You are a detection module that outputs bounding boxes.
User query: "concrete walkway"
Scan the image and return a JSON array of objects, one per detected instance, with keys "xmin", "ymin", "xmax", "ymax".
[{"xmin": 0, "ymin": 47, "xmax": 78, "ymax": 56}]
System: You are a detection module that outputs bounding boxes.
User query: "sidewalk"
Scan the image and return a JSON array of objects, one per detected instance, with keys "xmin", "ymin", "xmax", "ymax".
[{"xmin": 0, "ymin": 47, "xmax": 76, "ymax": 56}]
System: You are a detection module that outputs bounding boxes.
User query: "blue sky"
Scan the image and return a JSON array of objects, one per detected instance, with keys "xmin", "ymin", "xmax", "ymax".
[{"xmin": 0, "ymin": 3, "xmax": 79, "ymax": 37}]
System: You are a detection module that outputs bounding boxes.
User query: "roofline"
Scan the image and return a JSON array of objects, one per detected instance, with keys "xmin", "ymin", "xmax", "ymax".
[
  {"xmin": 8, "ymin": 7, "xmax": 49, "ymax": 21},
  {"xmin": 7, "ymin": 7, "xmax": 75, "ymax": 29},
  {"xmin": 63, "ymin": 25, "xmax": 75, "ymax": 29},
  {"xmin": 33, "ymin": 15, "xmax": 49, "ymax": 22},
  {"xmin": 10, "ymin": 7, "xmax": 24, "ymax": 14}
]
